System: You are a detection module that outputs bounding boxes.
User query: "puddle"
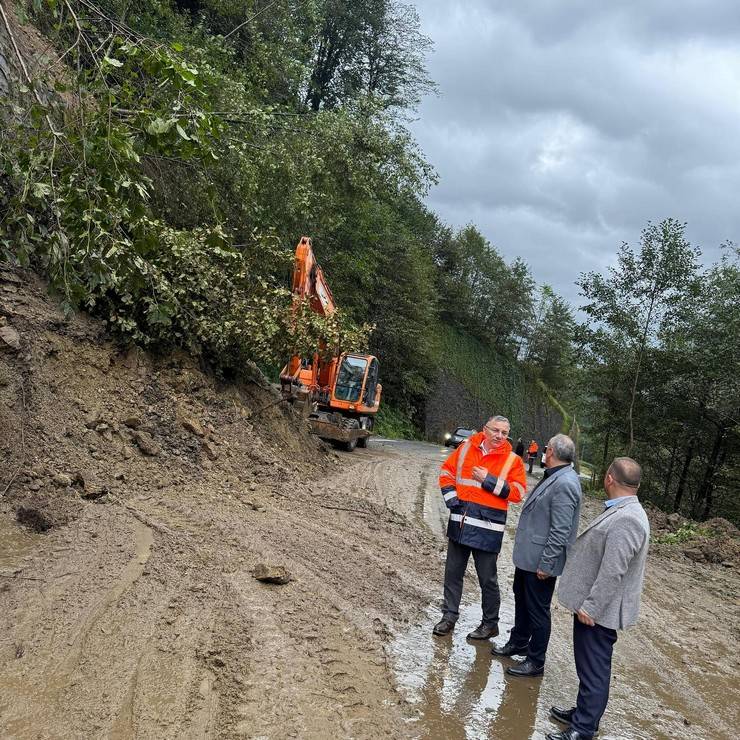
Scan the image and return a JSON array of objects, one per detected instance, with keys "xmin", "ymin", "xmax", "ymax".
[
  {"xmin": 391, "ymin": 601, "xmax": 544, "ymax": 740},
  {"xmin": 0, "ymin": 516, "xmax": 40, "ymax": 570}
]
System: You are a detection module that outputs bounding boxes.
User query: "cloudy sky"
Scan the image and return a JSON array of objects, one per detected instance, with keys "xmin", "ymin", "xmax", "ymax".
[{"xmin": 409, "ymin": 0, "xmax": 740, "ymax": 304}]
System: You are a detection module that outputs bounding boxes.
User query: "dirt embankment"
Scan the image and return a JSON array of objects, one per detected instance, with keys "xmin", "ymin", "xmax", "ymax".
[{"xmin": 0, "ymin": 265, "xmax": 441, "ymax": 738}]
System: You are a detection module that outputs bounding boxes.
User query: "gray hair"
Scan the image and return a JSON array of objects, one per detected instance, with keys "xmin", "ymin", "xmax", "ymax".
[
  {"xmin": 548, "ymin": 433, "xmax": 576, "ymax": 463},
  {"xmin": 488, "ymin": 415, "xmax": 510, "ymax": 428}
]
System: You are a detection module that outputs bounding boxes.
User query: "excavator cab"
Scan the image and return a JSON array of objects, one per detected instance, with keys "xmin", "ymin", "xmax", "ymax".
[{"xmin": 333, "ymin": 355, "xmax": 368, "ymax": 403}]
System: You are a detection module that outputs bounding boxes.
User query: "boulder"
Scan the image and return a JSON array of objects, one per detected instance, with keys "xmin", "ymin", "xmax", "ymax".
[
  {"xmin": 182, "ymin": 417, "xmax": 205, "ymax": 437},
  {"xmin": 0, "ymin": 324, "xmax": 20, "ymax": 352},
  {"xmin": 253, "ymin": 564, "xmax": 291, "ymax": 585},
  {"xmin": 202, "ymin": 441, "xmax": 219, "ymax": 461},
  {"xmin": 133, "ymin": 430, "xmax": 161, "ymax": 457}
]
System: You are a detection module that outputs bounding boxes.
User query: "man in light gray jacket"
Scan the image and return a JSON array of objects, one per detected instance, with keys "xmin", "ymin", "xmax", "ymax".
[
  {"xmin": 546, "ymin": 457, "xmax": 650, "ymax": 740},
  {"xmin": 493, "ymin": 434, "xmax": 582, "ymax": 677}
]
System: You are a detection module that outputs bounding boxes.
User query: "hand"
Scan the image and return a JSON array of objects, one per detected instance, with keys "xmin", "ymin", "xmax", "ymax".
[
  {"xmin": 471, "ymin": 465, "xmax": 488, "ymax": 483},
  {"xmin": 576, "ymin": 608, "xmax": 595, "ymax": 626},
  {"xmin": 536, "ymin": 569, "xmax": 550, "ymax": 580}
]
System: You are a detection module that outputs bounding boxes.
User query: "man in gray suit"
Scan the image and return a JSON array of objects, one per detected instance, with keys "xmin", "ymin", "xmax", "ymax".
[
  {"xmin": 546, "ymin": 457, "xmax": 650, "ymax": 740},
  {"xmin": 492, "ymin": 433, "xmax": 582, "ymax": 677}
]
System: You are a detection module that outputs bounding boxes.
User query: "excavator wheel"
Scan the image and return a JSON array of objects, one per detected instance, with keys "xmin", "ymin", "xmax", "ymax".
[
  {"xmin": 341, "ymin": 418, "xmax": 360, "ymax": 452},
  {"xmin": 356, "ymin": 417, "xmax": 371, "ymax": 448}
]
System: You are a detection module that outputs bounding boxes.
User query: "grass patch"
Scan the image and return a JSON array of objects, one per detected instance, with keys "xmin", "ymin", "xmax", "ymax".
[{"xmin": 654, "ymin": 524, "xmax": 709, "ymax": 545}]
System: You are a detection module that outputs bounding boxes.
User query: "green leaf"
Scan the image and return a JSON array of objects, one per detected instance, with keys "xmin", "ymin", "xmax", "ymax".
[
  {"xmin": 103, "ymin": 56, "xmax": 124, "ymax": 68},
  {"xmin": 32, "ymin": 182, "xmax": 52, "ymax": 198},
  {"xmin": 146, "ymin": 117, "xmax": 173, "ymax": 135},
  {"xmin": 175, "ymin": 124, "xmax": 191, "ymax": 141}
]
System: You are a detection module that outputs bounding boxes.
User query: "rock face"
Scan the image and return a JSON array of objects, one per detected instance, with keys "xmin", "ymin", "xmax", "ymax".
[
  {"xmin": 253, "ymin": 564, "xmax": 291, "ymax": 585},
  {"xmin": 424, "ymin": 367, "xmax": 564, "ymax": 445}
]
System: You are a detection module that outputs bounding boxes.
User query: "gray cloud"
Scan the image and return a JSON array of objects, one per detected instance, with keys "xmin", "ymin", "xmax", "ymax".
[{"xmin": 410, "ymin": 1, "xmax": 740, "ymax": 304}]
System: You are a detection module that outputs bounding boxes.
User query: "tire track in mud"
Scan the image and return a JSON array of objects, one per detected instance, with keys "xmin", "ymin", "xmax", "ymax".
[
  {"xmin": 0, "ymin": 499, "xmax": 233, "ymax": 739},
  {"xmin": 58, "ymin": 518, "xmax": 153, "ymax": 677}
]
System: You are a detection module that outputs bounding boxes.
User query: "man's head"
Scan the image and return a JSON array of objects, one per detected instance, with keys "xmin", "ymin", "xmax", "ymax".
[
  {"xmin": 544, "ymin": 434, "xmax": 576, "ymax": 468},
  {"xmin": 605, "ymin": 457, "xmax": 642, "ymax": 497},
  {"xmin": 483, "ymin": 415, "xmax": 510, "ymax": 449}
]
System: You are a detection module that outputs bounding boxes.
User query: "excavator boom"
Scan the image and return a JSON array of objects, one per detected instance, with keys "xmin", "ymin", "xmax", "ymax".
[{"xmin": 279, "ymin": 237, "xmax": 382, "ymax": 451}]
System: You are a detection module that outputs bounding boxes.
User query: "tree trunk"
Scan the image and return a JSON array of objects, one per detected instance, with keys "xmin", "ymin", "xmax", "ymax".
[
  {"xmin": 694, "ymin": 427, "xmax": 727, "ymax": 520},
  {"xmin": 663, "ymin": 438, "xmax": 679, "ymax": 504},
  {"xmin": 600, "ymin": 425, "xmax": 611, "ymax": 474},
  {"xmin": 673, "ymin": 441, "xmax": 696, "ymax": 513},
  {"xmin": 627, "ymin": 291, "xmax": 657, "ymax": 454}
]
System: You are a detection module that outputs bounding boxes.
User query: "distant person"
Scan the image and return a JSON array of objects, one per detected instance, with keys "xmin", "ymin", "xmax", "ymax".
[
  {"xmin": 433, "ymin": 415, "xmax": 527, "ymax": 640},
  {"xmin": 546, "ymin": 457, "xmax": 650, "ymax": 740},
  {"xmin": 527, "ymin": 440, "xmax": 539, "ymax": 474},
  {"xmin": 493, "ymin": 434, "xmax": 582, "ymax": 677},
  {"xmin": 515, "ymin": 437, "xmax": 525, "ymax": 459}
]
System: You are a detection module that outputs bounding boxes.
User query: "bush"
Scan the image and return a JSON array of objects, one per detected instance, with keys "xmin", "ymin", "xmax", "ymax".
[{"xmin": 374, "ymin": 404, "xmax": 421, "ymax": 440}]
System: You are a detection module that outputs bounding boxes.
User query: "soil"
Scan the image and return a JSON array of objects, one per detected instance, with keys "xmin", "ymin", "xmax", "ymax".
[{"xmin": 1, "ymin": 265, "xmax": 739, "ymax": 739}]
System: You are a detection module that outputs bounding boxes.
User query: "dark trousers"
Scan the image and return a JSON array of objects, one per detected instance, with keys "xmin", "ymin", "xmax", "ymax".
[
  {"xmin": 527, "ymin": 456, "xmax": 535, "ymax": 474},
  {"xmin": 442, "ymin": 539, "xmax": 500, "ymax": 626},
  {"xmin": 508, "ymin": 567, "xmax": 557, "ymax": 666},
  {"xmin": 571, "ymin": 615, "xmax": 618, "ymax": 737}
]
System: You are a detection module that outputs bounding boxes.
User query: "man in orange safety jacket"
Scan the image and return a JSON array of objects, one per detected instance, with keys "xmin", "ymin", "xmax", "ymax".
[
  {"xmin": 433, "ymin": 415, "xmax": 527, "ymax": 640},
  {"xmin": 528, "ymin": 439, "xmax": 539, "ymax": 474}
]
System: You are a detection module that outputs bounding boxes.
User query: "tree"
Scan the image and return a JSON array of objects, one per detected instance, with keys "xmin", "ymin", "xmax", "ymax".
[
  {"xmin": 304, "ymin": 0, "xmax": 435, "ymax": 112},
  {"xmin": 578, "ymin": 219, "xmax": 700, "ymax": 453}
]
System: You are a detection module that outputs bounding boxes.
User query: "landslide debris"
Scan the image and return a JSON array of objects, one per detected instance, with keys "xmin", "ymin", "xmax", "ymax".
[{"xmin": 0, "ymin": 264, "xmax": 438, "ymax": 738}]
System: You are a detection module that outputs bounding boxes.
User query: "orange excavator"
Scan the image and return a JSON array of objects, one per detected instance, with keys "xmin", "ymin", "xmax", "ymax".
[{"xmin": 279, "ymin": 236, "xmax": 382, "ymax": 451}]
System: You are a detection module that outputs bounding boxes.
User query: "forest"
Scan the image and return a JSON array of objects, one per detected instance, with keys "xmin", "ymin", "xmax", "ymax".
[{"xmin": 0, "ymin": 0, "xmax": 737, "ymax": 522}]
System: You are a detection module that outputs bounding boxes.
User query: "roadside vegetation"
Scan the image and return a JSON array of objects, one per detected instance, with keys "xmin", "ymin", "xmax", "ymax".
[{"xmin": 0, "ymin": 1, "xmax": 737, "ymax": 524}]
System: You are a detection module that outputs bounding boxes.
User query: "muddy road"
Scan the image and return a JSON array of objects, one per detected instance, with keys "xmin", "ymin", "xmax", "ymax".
[{"xmin": 1, "ymin": 436, "xmax": 738, "ymax": 739}]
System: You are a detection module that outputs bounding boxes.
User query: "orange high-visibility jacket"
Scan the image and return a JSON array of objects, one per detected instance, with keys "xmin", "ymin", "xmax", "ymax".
[
  {"xmin": 438, "ymin": 434, "xmax": 527, "ymax": 552},
  {"xmin": 528, "ymin": 441, "xmax": 539, "ymax": 455}
]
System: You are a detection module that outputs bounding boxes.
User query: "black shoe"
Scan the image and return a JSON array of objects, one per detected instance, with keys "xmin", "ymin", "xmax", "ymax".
[
  {"xmin": 491, "ymin": 641, "xmax": 528, "ymax": 657},
  {"xmin": 432, "ymin": 618, "xmax": 455, "ymax": 636},
  {"xmin": 545, "ymin": 729, "xmax": 592, "ymax": 740},
  {"xmin": 467, "ymin": 622, "xmax": 499, "ymax": 640},
  {"xmin": 506, "ymin": 658, "xmax": 544, "ymax": 677},
  {"xmin": 550, "ymin": 706, "xmax": 576, "ymax": 725}
]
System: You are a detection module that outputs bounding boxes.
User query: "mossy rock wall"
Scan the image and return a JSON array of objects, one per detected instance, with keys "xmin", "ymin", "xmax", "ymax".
[{"xmin": 424, "ymin": 325, "xmax": 563, "ymax": 446}]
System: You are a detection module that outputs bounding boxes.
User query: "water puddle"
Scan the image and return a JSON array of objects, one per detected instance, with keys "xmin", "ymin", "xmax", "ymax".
[
  {"xmin": 391, "ymin": 602, "xmax": 544, "ymax": 739},
  {"xmin": 0, "ymin": 516, "xmax": 40, "ymax": 570}
]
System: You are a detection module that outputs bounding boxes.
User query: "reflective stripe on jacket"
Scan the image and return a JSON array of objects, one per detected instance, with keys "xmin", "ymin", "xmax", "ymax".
[{"xmin": 438, "ymin": 434, "xmax": 527, "ymax": 552}]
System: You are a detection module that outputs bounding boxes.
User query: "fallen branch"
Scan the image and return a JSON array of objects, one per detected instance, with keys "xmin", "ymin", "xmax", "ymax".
[{"xmin": 0, "ymin": 0, "xmax": 62, "ymax": 137}]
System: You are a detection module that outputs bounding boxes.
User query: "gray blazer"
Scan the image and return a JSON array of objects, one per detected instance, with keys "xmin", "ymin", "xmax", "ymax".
[
  {"xmin": 558, "ymin": 497, "xmax": 650, "ymax": 630},
  {"xmin": 512, "ymin": 466, "xmax": 582, "ymax": 577}
]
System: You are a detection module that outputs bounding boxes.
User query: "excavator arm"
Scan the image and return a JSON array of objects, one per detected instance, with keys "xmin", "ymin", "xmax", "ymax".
[
  {"xmin": 279, "ymin": 236, "xmax": 381, "ymax": 451},
  {"xmin": 291, "ymin": 236, "xmax": 336, "ymax": 316}
]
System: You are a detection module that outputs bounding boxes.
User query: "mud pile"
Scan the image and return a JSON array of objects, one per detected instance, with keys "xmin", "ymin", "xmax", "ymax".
[
  {"xmin": 0, "ymin": 265, "xmax": 440, "ymax": 738},
  {"xmin": 646, "ymin": 505, "xmax": 740, "ymax": 566},
  {"xmin": 1, "ymin": 263, "xmax": 329, "ymax": 533}
]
